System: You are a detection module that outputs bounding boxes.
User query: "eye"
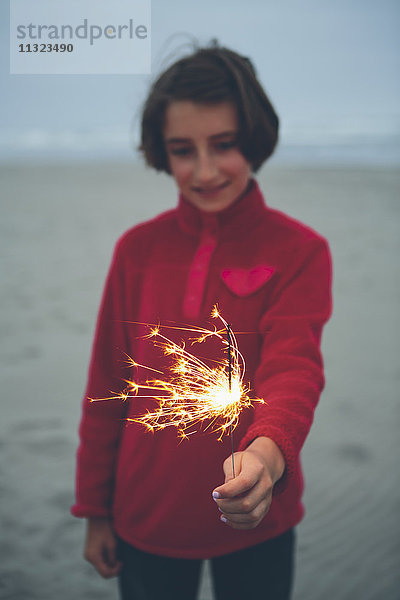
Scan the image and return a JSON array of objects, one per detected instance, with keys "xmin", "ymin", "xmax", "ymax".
[
  {"xmin": 215, "ymin": 140, "xmax": 237, "ymax": 152},
  {"xmin": 169, "ymin": 146, "xmax": 193, "ymax": 157}
]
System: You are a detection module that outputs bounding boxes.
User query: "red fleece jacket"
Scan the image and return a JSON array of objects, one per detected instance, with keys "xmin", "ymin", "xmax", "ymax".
[{"xmin": 71, "ymin": 179, "xmax": 332, "ymax": 559}]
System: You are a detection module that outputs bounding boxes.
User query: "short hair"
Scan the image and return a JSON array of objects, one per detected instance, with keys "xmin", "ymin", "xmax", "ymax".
[{"xmin": 139, "ymin": 42, "xmax": 279, "ymax": 173}]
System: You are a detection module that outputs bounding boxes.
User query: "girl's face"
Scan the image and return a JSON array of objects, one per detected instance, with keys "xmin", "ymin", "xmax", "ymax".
[{"xmin": 163, "ymin": 101, "xmax": 252, "ymax": 212}]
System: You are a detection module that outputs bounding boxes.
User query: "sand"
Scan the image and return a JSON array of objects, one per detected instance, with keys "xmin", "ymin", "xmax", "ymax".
[{"xmin": 1, "ymin": 162, "xmax": 399, "ymax": 599}]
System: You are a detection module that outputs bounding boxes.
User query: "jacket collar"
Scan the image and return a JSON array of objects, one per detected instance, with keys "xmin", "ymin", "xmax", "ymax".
[{"xmin": 177, "ymin": 179, "xmax": 267, "ymax": 238}]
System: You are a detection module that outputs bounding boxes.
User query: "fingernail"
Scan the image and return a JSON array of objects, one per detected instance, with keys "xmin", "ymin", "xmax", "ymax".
[
  {"xmin": 212, "ymin": 491, "xmax": 221, "ymax": 499},
  {"xmin": 220, "ymin": 515, "xmax": 227, "ymax": 523}
]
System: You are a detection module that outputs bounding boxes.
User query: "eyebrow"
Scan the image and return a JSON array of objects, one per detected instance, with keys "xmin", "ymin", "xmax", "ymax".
[{"xmin": 165, "ymin": 131, "xmax": 238, "ymax": 145}]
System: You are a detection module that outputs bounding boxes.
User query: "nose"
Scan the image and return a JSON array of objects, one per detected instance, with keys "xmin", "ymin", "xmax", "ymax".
[{"xmin": 193, "ymin": 150, "xmax": 219, "ymax": 184}]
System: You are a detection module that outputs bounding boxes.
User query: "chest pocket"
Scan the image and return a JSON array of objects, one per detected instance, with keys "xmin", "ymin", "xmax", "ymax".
[{"xmin": 221, "ymin": 265, "xmax": 276, "ymax": 297}]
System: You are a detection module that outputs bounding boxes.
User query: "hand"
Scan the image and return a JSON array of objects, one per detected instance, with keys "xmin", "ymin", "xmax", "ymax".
[
  {"xmin": 212, "ymin": 437, "xmax": 285, "ymax": 530},
  {"xmin": 84, "ymin": 517, "xmax": 122, "ymax": 578}
]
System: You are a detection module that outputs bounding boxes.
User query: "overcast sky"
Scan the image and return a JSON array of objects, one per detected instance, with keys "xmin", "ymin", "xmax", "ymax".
[{"xmin": 1, "ymin": 0, "xmax": 399, "ymax": 162}]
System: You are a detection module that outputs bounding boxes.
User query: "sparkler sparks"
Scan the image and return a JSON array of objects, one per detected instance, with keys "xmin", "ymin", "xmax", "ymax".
[{"xmin": 90, "ymin": 306, "xmax": 264, "ymax": 444}]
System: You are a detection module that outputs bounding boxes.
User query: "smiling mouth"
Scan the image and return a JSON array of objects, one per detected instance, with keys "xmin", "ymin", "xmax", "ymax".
[{"xmin": 192, "ymin": 181, "xmax": 230, "ymax": 195}]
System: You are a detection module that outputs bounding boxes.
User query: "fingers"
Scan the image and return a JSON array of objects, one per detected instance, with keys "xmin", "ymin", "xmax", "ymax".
[
  {"xmin": 218, "ymin": 491, "xmax": 273, "ymax": 530},
  {"xmin": 103, "ymin": 542, "xmax": 123, "ymax": 577},
  {"xmin": 85, "ymin": 547, "xmax": 122, "ymax": 578},
  {"xmin": 84, "ymin": 518, "xmax": 123, "ymax": 579},
  {"xmin": 215, "ymin": 477, "xmax": 273, "ymax": 529},
  {"xmin": 216, "ymin": 479, "xmax": 265, "ymax": 514},
  {"xmin": 220, "ymin": 500, "xmax": 270, "ymax": 529},
  {"xmin": 212, "ymin": 448, "xmax": 275, "ymax": 530},
  {"xmin": 84, "ymin": 537, "xmax": 122, "ymax": 578}
]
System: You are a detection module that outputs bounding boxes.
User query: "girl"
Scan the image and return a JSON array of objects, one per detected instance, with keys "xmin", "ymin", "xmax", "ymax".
[{"xmin": 72, "ymin": 43, "xmax": 332, "ymax": 600}]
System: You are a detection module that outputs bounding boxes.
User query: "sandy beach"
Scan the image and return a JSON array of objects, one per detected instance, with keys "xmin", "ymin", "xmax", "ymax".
[{"xmin": 1, "ymin": 162, "xmax": 399, "ymax": 599}]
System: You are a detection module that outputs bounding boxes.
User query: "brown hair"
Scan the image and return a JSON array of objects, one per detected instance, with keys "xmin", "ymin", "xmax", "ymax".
[{"xmin": 139, "ymin": 42, "xmax": 279, "ymax": 173}]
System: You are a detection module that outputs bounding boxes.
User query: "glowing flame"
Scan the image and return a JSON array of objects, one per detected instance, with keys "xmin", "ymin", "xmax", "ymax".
[{"xmin": 90, "ymin": 306, "xmax": 263, "ymax": 441}]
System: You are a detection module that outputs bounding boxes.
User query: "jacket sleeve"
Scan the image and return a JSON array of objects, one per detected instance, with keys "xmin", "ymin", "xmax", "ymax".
[
  {"xmin": 71, "ymin": 239, "xmax": 131, "ymax": 518},
  {"xmin": 239, "ymin": 237, "xmax": 333, "ymax": 492}
]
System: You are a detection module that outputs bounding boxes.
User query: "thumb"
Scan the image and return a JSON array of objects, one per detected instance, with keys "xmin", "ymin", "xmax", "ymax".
[
  {"xmin": 223, "ymin": 451, "xmax": 242, "ymax": 483},
  {"xmin": 214, "ymin": 451, "xmax": 259, "ymax": 499}
]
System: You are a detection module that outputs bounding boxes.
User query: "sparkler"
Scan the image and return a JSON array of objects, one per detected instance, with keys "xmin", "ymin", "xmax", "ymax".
[
  {"xmin": 90, "ymin": 306, "xmax": 263, "ymax": 475},
  {"xmin": 226, "ymin": 322, "xmax": 235, "ymax": 478}
]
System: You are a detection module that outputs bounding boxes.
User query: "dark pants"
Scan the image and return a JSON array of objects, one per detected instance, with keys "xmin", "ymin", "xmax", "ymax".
[{"xmin": 117, "ymin": 528, "xmax": 295, "ymax": 600}]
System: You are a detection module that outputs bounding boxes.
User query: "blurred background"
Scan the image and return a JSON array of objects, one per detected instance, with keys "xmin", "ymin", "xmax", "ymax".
[
  {"xmin": 2, "ymin": 0, "xmax": 400, "ymax": 165},
  {"xmin": 1, "ymin": 1, "xmax": 399, "ymax": 598}
]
